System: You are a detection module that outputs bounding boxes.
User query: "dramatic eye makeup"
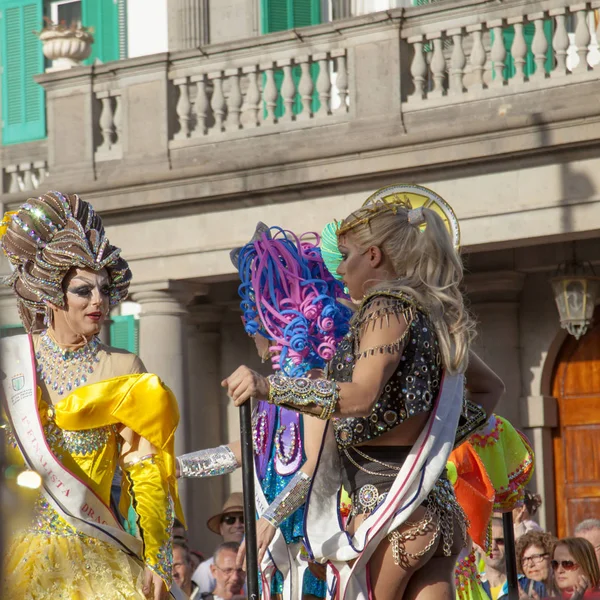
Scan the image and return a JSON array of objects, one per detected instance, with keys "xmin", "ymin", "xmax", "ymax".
[{"xmin": 66, "ymin": 278, "xmax": 110, "ymax": 298}]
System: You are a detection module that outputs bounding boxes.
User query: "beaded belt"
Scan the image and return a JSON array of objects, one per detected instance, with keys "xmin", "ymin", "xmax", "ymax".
[{"xmin": 351, "ymin": 484, "xmax": 389, "ymax": 516}]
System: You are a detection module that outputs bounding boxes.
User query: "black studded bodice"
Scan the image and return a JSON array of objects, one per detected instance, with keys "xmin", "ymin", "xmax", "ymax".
[{"xmin": 328, "ymin": 291, "xmax": 442, "ymax": 449}]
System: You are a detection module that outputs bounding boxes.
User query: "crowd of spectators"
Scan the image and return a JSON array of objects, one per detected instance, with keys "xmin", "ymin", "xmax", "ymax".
[{"xmin": 478, "ymin": 491, "xmax": 600, "ymax": 600}]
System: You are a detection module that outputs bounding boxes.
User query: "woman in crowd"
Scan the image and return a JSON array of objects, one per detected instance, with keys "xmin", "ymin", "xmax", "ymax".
[
  {"xmin": 178, "ymin": 224, "xmax": 351, "ymax": 599},
  {"xmin": 515, "ymin": 530, "xmax": 557, "ymax": 598},
  {"xmin": 0, "ymin": 192, "xmax": 182, "ymax": 600},
  {"xmin": 552, "ymin": 537, "xmax": 600, "ymax": 599},
  {"xmin": 223, "ymin": 184, "xmax": 505, "ymax": 600}
]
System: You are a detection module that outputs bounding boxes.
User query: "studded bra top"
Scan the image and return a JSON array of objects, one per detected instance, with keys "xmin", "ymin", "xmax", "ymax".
[{"xmin": 328, "ymin": 291, "xmax": 442, "ymax": 449}]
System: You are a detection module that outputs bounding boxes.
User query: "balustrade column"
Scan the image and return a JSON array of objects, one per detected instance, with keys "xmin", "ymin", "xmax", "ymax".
[
  {"xmin": 508, "ymin": 17, "xmax": 528, "ymax": 84},
  {"xmin": 242, "ymin": 65, "xmax": 261, "ymax": 128},
  {"xmin": 296, "ymin": 56, "xmax": 314, "ymax": 120},
  {"xmin": 573, "ymin": 3, "xmax": 591, "ymax": 72},
  {"xmin": 489, "ymin": 20, "xmax": 507, "ymax": 87},
  {"xmin": 191, "ymin": 74, "xmax": 209, "ymax": 137},
  {"xmin": 448, "ymin": 28, "xmax": 466, "ymax": 96},
  {"xmin": 97, "ymin": 92, "xmax": 115, "ymax": 153},
  {"xmin": 331, "ymin": 50, "xmax": 349, "ymax": 112},
  {"xmin": 278, "ymin": 59, "xmax": 296, "ymax": 122},
  {"xmin": 531, "ymin": 13, "xmax": 549, "ymax": 80},
  {"xmin": 209, "ymin": 72, "xmax": 226, "ymax": 132},
  {"xmin": 408, "ymin": 36, "xmax": 427, "ymax": 101},
  {"xmin": 314, "ymin": 52, "xmax": 332, "ymax": 115},
  {"xmin": 5, "ymin": 166, "xmax": 20, "ymax": 194},
  {"xmin": 467, "ymin": 25, "xmax": 487, "ymax": 92},
  {"xmin": 428, "ymin": 35, "xmax": 447, "ymax": 98},
  {"xmin": 174, "ymin": 78, "xmax": 192, "ymax": 140},
  {"xmin": 19, "ymin": 163, "xmax": 34, "ymax": 192},
  {"xmin": 262, "ymin": 63, "xmax": 278, "ymax": 124},
  {"xmin": 225, "ymin": 68, "xmax": 243, "ymax": 131},
  {"xmin": 551, "ymin": 8, "xmax": 570, "ymax": 77}
]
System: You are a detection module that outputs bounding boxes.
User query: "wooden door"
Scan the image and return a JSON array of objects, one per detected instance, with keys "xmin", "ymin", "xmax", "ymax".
[{"xmin": 552, "ymin": 310, "xmax": 600, "ymax": 537}]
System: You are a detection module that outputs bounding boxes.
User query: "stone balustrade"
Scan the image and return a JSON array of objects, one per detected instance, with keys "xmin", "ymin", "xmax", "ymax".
[
  {"xmin": 169, "ymin": 47, "xmax": 349, "ymax": 144},
  {"xmin": 2, "ymin": 161, "xmax": 48, "ymax": 194},
  {"xmin": 403, "ymin": 0, "xmax": 600, "ymax": 109},
  {"xmin": 11, "ymin": 0, "xmax": 599, "ymax": 204}
]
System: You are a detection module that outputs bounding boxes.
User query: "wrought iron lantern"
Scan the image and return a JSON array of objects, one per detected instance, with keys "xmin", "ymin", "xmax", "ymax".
[{"xmin": 550, "ymin": 261, "xmax": 600, "ymax": 340}]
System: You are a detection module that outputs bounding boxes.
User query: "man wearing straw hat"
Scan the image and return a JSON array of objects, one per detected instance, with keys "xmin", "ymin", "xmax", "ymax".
[{"xmin": 193, "ymin": 493, "xmax": 245, "ymax": 596}]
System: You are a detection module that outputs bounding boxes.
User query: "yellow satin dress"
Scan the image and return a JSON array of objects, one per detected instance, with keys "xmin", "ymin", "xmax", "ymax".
[{"xmin": 2, "ymin": 344, "xmax": 181, "ymax": 600}]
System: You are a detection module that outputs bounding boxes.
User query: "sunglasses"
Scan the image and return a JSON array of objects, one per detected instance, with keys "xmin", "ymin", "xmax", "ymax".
[
  {"xmin": 551, "ymin": 560, "xmax": 579, "ymax": 571},
  {"xmin": 493, "ymin": 538, "xmax": 505, "ymax": 546},
  {"xmin": 221, "ymin": 514, "xmax": 244, "ymax": 526}
]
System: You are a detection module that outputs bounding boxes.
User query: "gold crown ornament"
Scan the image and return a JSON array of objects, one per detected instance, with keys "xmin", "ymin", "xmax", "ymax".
[{"xmin": 336, "ymin": 184, "xmax": 461, "ymax": 249}]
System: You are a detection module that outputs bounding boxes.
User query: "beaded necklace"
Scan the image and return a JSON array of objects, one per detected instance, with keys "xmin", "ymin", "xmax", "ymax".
[{"xmin": 36, "ymin": 330, "xmax": 101, "ymax": 397}]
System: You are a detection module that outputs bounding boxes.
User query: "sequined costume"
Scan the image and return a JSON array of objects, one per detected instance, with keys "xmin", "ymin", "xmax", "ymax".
[
  {"xmin": 2, "ymin": 338, "xmax": 183, "ymax": 600},
  {"xmin": 0, "ymin": 192, "xmax": 182, "ymax": 599}
]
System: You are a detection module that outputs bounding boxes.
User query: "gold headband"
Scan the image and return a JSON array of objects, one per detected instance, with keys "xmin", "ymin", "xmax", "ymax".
[{"xmin": 336, "ymin": 184, "xmax": 461, "ymax": 249}]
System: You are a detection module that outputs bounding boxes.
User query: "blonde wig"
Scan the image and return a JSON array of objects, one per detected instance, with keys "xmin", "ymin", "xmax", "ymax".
[{"xmin": 338, "ymin": 199, "xmax": 474, "ymax": 374}]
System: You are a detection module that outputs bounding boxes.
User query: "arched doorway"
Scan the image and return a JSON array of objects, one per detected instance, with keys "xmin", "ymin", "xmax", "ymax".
[{"xmin": 552, "ymin": 309, "xmax": 600, "ymax": 537}]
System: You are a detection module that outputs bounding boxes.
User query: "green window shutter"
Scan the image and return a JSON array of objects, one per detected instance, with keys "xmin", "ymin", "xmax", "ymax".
[
  {"xmin": 0, "ymin": 0, "xmax": 45, "ymax": 145},
  {"xmin": 261, "ymin": 0, "xmax": 320, "ymax": 34},
  {"xmin": 82, "ymin": 0, "xmax": 119, "ymax": 64},
  {"xmin": 110, "ymin": 315, "xmax": 138, "ymax": 354},
  {"xmin": 262, "ymin": 0, "xmax": 288, "ymax": 33}
]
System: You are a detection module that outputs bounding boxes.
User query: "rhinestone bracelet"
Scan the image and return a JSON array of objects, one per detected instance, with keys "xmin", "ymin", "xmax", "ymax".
[
  {"xmin": 177, "ymin": 445, "xmax": 239, "ymax": 478},
  {"xmin": 262, "ymin": 471, "xmax": 311, "ymax": 529},
  {"xmin": 267, "ymin": 374, "xmax": 339, "ymax": 421}
]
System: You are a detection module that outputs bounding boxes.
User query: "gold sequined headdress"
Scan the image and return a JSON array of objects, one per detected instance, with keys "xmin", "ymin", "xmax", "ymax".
[
  {"xmin": 336, "ymin": 184, "xmax": 461, "ymax": 249},
  {"xmin": 0, "ymin": 191, "xmax": 131, "ymax": 332}
]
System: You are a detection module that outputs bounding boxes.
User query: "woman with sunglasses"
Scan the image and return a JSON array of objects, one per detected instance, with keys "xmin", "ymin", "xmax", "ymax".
[
  {"xmin": 552, "ymin": 538, "xmax": 600, "ymax": 599},
  {"xmin": 514, "ymin": 530, "xmax": 556, "ymax": 598}
]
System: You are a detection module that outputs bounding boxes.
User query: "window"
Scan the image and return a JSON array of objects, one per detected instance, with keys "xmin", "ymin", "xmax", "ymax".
[
  {"xmin": 49, "ymin": 0, "xmax": 81, "ymax": 26},
  {"xmin": 110, "ymin": 314, "xmax": 139, "ymax": 354},
  {"xmin": 261, "ymin": 0, "xmax": 321, "ymax": 34},
  {"xmin": 0, "ymin": 0, "xmax": 45, "ymax": 145}
]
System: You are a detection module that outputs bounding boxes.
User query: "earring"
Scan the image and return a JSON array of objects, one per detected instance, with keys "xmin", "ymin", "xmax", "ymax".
[{"xmin": 43, "ymin": 304, "xmax": 53, "ymax": 328}]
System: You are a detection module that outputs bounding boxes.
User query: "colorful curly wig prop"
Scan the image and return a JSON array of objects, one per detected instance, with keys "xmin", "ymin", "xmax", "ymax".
[{"xmin": 232, "ymin": 223, "xmax": 351, "ymax": 377}]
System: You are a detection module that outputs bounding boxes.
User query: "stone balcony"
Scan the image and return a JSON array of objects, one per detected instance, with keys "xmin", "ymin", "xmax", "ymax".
[{"xmin": 2, "ymin": 0, "xmax": 600, "ymax": 274}]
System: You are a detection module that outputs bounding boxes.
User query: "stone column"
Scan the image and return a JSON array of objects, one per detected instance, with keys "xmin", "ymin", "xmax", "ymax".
[
  {"xmin": 133, "ymin": 286, "xmax": 190, "ymax": 511},
  {"xmin": 167, "ymin": 0, "xmax": 209, "ymax": 51},
  {"xmin": 185, "ymin": 304, "xmax": 226, "ymax": 555}
]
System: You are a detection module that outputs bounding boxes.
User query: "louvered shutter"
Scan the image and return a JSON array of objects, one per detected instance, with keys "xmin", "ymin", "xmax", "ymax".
[
  {"xmin": 0, "ymin": 0, "xmax": 45, "ymax": 145},
  {"xmin": 82, "ymin": 0, "xmax": 119, "ymax": 64},
  {"xmin": 110, "ymin": 315, "xmax": 139, "ymax": 354}
]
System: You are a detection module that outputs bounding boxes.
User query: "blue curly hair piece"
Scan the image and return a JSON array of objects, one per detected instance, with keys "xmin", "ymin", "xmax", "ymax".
[{"xmin": 236, "ymin": 226, "xmax": 351, "ymax": 377}]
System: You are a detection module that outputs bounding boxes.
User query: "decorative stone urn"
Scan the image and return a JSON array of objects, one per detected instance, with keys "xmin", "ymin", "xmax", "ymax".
[{"xmin": 38, "ymin": 27, "xmax": 94, "ymax": 72}]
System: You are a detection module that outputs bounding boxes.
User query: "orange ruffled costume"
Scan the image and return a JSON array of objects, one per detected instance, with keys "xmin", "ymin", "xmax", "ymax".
[
  {"xmin": 2, "ymin": 374, "xmax": 183, "ymax": 600},
  {"xmin": 449, "ymin": 415, "xmax": 535, "ymax": 600}
]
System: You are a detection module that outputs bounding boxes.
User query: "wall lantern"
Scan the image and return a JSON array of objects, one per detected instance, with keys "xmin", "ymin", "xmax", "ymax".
[{"xmin": 550, "ymin": 262, "xmax": 600, "ymax": 340}]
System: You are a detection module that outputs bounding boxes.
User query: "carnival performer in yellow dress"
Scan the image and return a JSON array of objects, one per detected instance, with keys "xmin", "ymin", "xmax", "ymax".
[{"xmin": 0, "ymin": 191, "xmax": 183, "ymax": 600}]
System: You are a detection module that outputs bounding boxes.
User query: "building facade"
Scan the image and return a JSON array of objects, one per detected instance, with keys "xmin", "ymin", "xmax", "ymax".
[{"xmin": 1, "ymin": 0, "xmax": 600, "ymax": 554}]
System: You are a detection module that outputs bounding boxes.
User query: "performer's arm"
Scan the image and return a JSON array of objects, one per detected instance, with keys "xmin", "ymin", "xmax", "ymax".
[
  {"xmin": 119, "ymin": 428, "xmax": 173, "ymax": 600},
  {"xmin": 223, "ymin": 313, "xmax": 408, "ymax": 418},
  {"xmin": 464, "ymin": 351, "xmax": 505, "ymax": 417},
  {"xmin": 176, "ymin": 441, "xmax": 241, "ymax": 478}
]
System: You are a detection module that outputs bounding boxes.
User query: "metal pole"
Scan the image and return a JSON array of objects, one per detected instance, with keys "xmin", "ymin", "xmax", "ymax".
[
  {"xmin": 503, "ymin": 512, "xmax": 519, "ymax": 600},
  {"xmin": 240, "ymin": 401, "xmax": 259, "ymax": 600}
]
